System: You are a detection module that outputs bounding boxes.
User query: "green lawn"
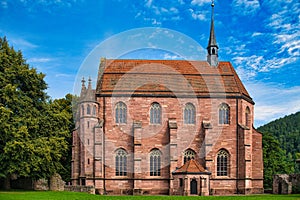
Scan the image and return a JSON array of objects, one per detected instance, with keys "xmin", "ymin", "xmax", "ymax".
[{"xmin": 0, "ymin": 191, "xmax": 299, "ymax": 200}]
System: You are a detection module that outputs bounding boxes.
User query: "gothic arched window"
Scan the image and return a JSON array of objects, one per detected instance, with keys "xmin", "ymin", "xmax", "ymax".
[
  {"xmin": 150, "ymin": 103, "xmax": 161, "ymax": 124},
  {"xmin": 183, "ymin": 149, "xmax": 196, "ymax": 164},
  {"xmin": 184, "ymin": 103, "xmax": 196, "ymax": 124},
  {"xmin": 150, "ymin": 149, "xmax": 161, "ymax": 176},
  {"xmin": 92, "ymin": 105, "xmax": 97, "ymax": 116},
  {"xmin": 115, "ymin": 149, "xmax": 127, "ymax": 176},
  {"xmin": 217, "ymin": 149, "xmax": 229, "ymax": 176},
  {"xmin": 219, "ymin": 103, "xmax": 230, "ymax": 124},
  {"xmin": 245, "ymin": 107, "xmax": 250, "ymax": 127},
  {"xmin": 115, "ymin": 102, "xmax": 127, "ymax": 124},
  {"xmin": 87, "ymin": 104, "xmax": 91, "ymax": 115},
  {"xmin": 81, "ymin": 105, "xmax": 84, "ymax": 116}
]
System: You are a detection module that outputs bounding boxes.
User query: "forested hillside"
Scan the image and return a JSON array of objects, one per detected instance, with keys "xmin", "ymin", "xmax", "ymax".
[
  {"xmin": 257, "ymin": 111, "xmax": 300, "ymax": 188},
  {"xmin": 258, "ymin": 111, "xmax": 300, "ymax": 161}
]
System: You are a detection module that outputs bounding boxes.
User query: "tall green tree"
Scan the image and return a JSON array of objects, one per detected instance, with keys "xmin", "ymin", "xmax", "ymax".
[
  {"xmin": 258, "ymin": 111, "xmax": 300, "ymax": 189},
  {"xmin": 262, "ymin": 131, "xmax": 294, "ymax": 189},
  {"xmin": 48, "ymin": 94, "xmax": 77, "ymax": 183},
  {"xmin": 0, "ymin": 37, "xmax": 70, "ymax": 189},
  {"xmin": 258, "ymin": 112, "xmax": 300, "ymax": 156}
]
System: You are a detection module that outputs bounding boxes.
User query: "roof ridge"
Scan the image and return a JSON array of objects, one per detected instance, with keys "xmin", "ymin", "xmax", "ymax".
[{"xmin": 193, "ymin": 159, "xmax": 204, "ymax": 172}]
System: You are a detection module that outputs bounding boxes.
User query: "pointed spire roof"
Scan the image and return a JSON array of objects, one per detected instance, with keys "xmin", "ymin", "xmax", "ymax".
[
  {"xmin": 207, "ymin": 0, "xmax": 218, "ymax": 49},
  {"xmin": 207, "ymin": 0, "xmax": 219, "ymax": 67},
  {"xmin": 88, "ymin": 76, "xmax": 92, "ymax": 90},
  {"xmin": 85, "ymin": 77, "xmax": 95, "ymax": 101},
  {"xmin": 80, "ymin": 77, "xmax": 96, "ymax": 102},
  {"xmin": 80, "ymin": 77, "xmax": 87, "ymax": 96},
  {"xmin": 81, "ymin": 77, "xmax": 86, "ymax": 87}
]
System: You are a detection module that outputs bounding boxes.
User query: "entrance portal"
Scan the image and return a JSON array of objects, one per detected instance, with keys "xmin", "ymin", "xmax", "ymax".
[
  {"xmin": 278, "ymin": 182, "xmax": 282, "ymax": 194},
  {"xmin": 190, "ymin": 179, "xmax": 197, "ymax": 195}
]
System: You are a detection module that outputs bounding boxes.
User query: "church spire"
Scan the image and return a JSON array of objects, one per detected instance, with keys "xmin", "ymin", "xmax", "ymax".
[
  {"xmin": 207, "ymin": 0, "xmax": 219, "ymax": 67},
  {"xmin": 80, "ymin": 77, "xmax": 87, "ymax": 97},
  {"xmin": 87, "ymin": 76, "xmax": 92, "ymax": 90}
]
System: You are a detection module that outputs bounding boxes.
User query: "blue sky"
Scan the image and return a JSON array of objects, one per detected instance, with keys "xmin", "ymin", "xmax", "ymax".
[{"xmin": 0, "ymin": 0, "xmax": 299, "ymax": 127}]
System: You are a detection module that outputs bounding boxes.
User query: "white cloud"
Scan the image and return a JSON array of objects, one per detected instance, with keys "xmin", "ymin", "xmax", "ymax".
[
  {"xmin": 170, "ymin": 7, "xmax": 179, "ymax": 14},
  {"xmin": 236, "ymin": 66, "xmax": 257, "ymax": 80},
  {"xmin": 229, "ymin": 7, "xmax": 299, "ymax": 79},
  {"xmin": 233, "ymin": 54, "xmax": 298, "ymax": 79},
  {"xmin": 8, "ymin": 0, "xmax": 82, "ymax": 12},
  {"xmin": 145, "ymin": 0, "xmax": 153, "ymax": 8},
  {"xmin": 1, "ymin": 1, "xmax": 8, "ymax": 8},
  {"xmin": 28, "ymin": 57, "xmax": 52, "ymax": 63},
  {"xmin": 274, "ymin": 34, "xmax": 295, "ymax": 45},
  {"xmin": 163, "ymin": 53, "xmax": 181, "ymax": 60},
  {"xmin": 232, "ymin": 0, "xmax": 260, "ymax": 16},
  {"xmin": 191, "ymin": 0, "xmax": 211, "ymax": 6},
  {"xmin": 34, "ymin": 0, "xmax": 79, "ymax": 6},
  {"xmin": 285, "ymin": 41, "xmax": 300, "ymax": 56},
  {"xmin": 233, "ymin": 55, "xmax": 264, "ymax": 71},
  {"xmin": 252, "ymin": 32, "xmax": 262, "ymax": 37},
  {"xmin": 177, "ymin": 0, "xmax": 185, "ymax": 5},
  {"xmin": 245, "ymin": 82, "xmax": 300, "ymax": 127},
  {"xmin": 263, "ymin": 0, "xmax": 300, "ymax": 68},
  {"xmin": 55, "ymin": 73, "xmax": 72, "ymax": 78},
  {"xmin": 263, "ymin": 0, "xmax": 297, "ymax": 15},
  {"xmin": 133, "ymin": 0, "xmax": 189, "ymax": 24},
  {"xmin": 274, "ymin": 33, "xmax": 300, "ymax": 57},
  {"xmin": 189, "ymin": 9, "xmax": 208, "ymax": 21},
  {"xmin": 9, "ymin": 37, "xmax": 38, "ymax": 50},
  {"xmin": 143, "ymin": 17, "xmax": 162, "ymax": 25},
  {"xmin": 263, "ymin": 57, "xmax": 297, "ymax": 71},
  {"xmin": 133, "ymin": 0, "xmax": 213, "ymax": 24},
  {"xmin": 267, "ymin": 13, "xmax": 289, "ymax": 30}
]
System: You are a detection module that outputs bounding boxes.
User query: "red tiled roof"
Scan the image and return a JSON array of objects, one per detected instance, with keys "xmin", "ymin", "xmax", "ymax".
[
  {"xmin": 96, "ymin": 59, "xmax": 252, "ymax": 103},
  {"xmin": 173, "ymin": 159, "xmax": 210, "ymax": 174}
]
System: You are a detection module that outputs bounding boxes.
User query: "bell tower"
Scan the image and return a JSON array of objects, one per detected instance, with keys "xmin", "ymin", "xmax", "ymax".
[{"xmin": 207, "ymin": 0, "xmax": 219, "ymax": 67}]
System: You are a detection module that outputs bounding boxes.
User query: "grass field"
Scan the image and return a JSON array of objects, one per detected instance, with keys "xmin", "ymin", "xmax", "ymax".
[{"xmin": 0, "ymin": 191, "xmax": 300, "ymax": 200}]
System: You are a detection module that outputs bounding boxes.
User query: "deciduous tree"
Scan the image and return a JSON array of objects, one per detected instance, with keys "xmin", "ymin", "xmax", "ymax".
[
  {"xmin": 0, "ymin": 37, "xmax": 72, "ymax": 189},
  {"xmin": 262, "ymin": 132, "xmax": 294, "ymax": 189}
]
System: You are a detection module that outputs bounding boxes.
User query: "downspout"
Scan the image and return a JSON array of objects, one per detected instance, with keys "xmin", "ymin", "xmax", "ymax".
[
  {"xmin": 93, "ymin": 109, "xmax": 96, "ymax": 187},
  {"xmin": 236, "ymin": 98, "xmax": 239, "ymax": 194},
  {"xmin": 93, "ymin": 101, "xmax": 100, "ymax": 187},
  {"xmin": 103, "ymin": 97, "xmax": 106, "ymax": 194}
]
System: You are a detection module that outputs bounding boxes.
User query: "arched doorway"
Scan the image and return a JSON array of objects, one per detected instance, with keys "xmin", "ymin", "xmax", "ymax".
[
  {"xmin": 278, "ymin": 182, "xmax": 282, "ymax": 194},
  {"xmin": 190, "ymin": 179, "xmax": 197, "ymax": 195}
]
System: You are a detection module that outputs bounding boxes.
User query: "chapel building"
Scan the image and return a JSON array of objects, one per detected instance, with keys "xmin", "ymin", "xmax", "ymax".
[{"xmin": 71, "ymin": 2, "xmax": 263, "ymax": 196}]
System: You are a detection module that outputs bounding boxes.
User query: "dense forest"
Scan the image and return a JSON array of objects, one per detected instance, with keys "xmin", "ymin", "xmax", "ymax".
[{"xmin": 258, "ymin": 111, "xmax": 300, "ymax": 189}]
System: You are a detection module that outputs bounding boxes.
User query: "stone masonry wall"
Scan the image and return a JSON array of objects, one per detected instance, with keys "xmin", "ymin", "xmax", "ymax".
[
  {"xmin": 273, "ymin": 174, "xmax": 300, "ymax": 194},
  {"xmin": 71, "ymin": 91, "xmax": 263, "ymax": 195},
  {"xmin": 64, "ymin": 185, "xmax": 95, "ymax": 194},
  {"xmin": 49, "ymin": 173, "xmax": 65, "ymax": 191}
]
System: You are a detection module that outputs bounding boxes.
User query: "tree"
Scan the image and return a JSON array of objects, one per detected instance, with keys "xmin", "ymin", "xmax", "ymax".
[
  {"xmin": 258, "ymin": 112, "xmax": 300, "ymax": 175},
  {"xmin": 0, "ymin": 37, "xmax": 70, "ymax": 189},
  {"xmin": 48, "ymin": 94, "xmax": 77, "ymax": 183},
  {"xmin": 262, "ymin": 132, "xmax": 294, "ymax": 189}
]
